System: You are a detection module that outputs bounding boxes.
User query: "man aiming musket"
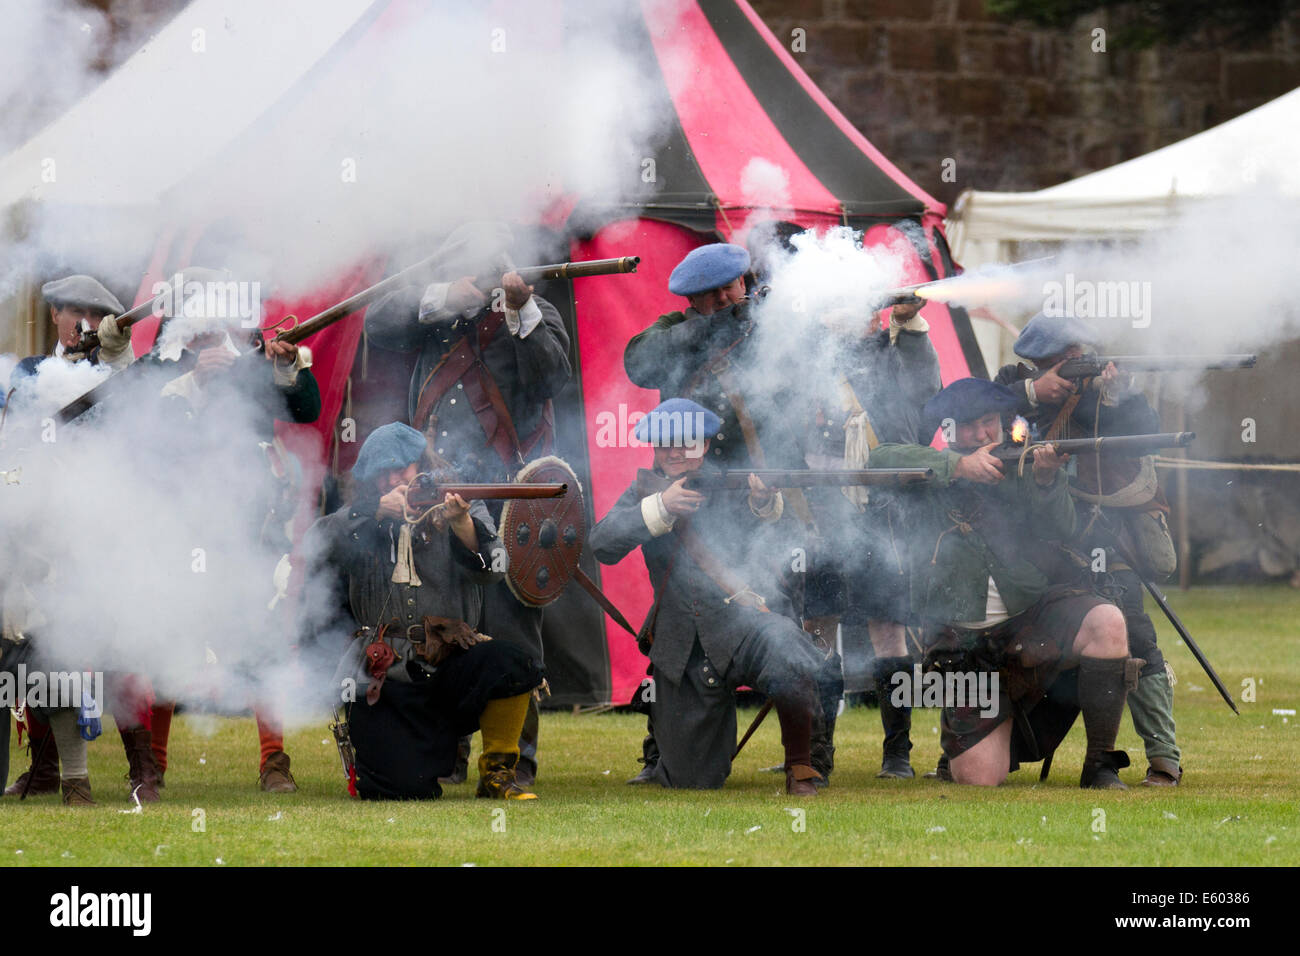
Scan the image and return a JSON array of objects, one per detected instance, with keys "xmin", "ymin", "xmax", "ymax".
[
  {"xmin": 363, "ymin": 221, "xmax": 586, "ymax": 788},
  {"xmin": 302, "ymin": 423, "xmax": 545, "ymax": 801},
  {"xmin": 991, "ymin": 312, "xmax": 1248, "ymax": 786},
  {"xmin": 588, "ymin": 399, "xmax": 828, "ymax": 795}
]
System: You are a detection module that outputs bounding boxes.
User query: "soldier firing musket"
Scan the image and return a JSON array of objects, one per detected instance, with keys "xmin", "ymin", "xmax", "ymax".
[
  {"xmin": 364, "ymin": 221, "xmax": 641, "ymax": 787},
  {"xmin": 992, "ymin": 311, "xmax": 1226, "ymax": 787}
]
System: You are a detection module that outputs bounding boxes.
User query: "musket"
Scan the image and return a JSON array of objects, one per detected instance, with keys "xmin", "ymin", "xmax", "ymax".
[
  {"xmin": 991, "ymin": 431, "xmax": 1195, "ymax": 464},
  {"xmin": 405, "ymin": 477, "xmax": 567, "ymax": 511},
  {"xmin": 68, "ymin": 268, "xmax": 240, "ymax": 356},
  {"xmin": 869, "ymin": 282, "xmax": 927, "ymax": 311},
  {"xmin": 267, "ymin": 256, "xmax": 636, "ymax": 347},
  {"xmin": 513, "ymin": 256, "xmax": 639, "ymax": 284},
  {"xmin": 1028, "ymin": 354, "xmax": 1257, "ymax": 381},
  {"xmin": 67, "ymin": 292, "xmax": 169, "ymax": 357},
  {"xmin": 1110, "ymin": 542, "xmax": 1239, "ymax": 715},
  {"xmin": 682, "ymin": 468, "xmax": 933, "ymax": 492}
]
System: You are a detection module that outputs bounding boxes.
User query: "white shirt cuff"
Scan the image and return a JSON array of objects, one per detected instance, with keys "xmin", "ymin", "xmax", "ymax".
[
  {"xmin": 505, "ymin": 298, "xmax": 542, "ymax": 338},
  {"xmin": 1025, "ymin": 378, "xmax": 1039, "ymax": 406},
  {"xmin": 160, "ymin": 370, "xmax": 205, "ymax": 408},
  {"xmin": 889, "ymin": 314, "xmax": 930, "ymax": 344},
  {"xmin": 641, "ymin": 494, "xmax": 677, "ymax": 537},
  {"xmin": 418, "ymin": 282, "xmax": 451, "ymax": 322},
  {"xmin": 271, "ymin": 345, "xmax": 312, "ymax": 387}
]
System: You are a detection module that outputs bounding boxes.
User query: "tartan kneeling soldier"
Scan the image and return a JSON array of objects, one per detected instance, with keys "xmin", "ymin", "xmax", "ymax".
[
  {"xmin": 871, "ymin": 379, "xmax": 1136, "ymax": 789},
  {"xmin": 303, "ymin": 423, "xmax": 543, "ymax": 800}
]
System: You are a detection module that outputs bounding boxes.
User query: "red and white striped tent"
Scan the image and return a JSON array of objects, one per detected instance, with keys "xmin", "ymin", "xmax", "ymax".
[{"xmin": 7, "ymin": 0, "xmax": 982, "ymax": 706}]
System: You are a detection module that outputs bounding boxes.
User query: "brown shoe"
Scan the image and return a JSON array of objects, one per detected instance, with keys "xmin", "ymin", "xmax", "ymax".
[
  {"xmin": 5, "ymin": 735, "xmax": 61, "ymax": 797},
  {"xmin": 259, "ymin": 751, "xmax": 298, "ymax": 793},
  {"xmin": 475, "ymin": 753, "xmax": 538, "ymax": 800},
  {"xmin": 1142, "ymin": 766, "xmax": 1182, "ymax": 787},
  {"xmin": 61, "ymin": 777, "xmax": 95, "ymax": 806},
  {"xmin": 785, "ymin": 764, "xmax": 822, "ymax": 796},
  {"xmin": 120, "ymin": 728, "xmax": 162, "ymax": 803}
]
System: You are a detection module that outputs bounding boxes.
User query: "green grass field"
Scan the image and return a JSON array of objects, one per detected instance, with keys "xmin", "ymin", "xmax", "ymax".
[{"xmin": 3, "ymin": 585, "xmax": 1296, "ymax": 866}]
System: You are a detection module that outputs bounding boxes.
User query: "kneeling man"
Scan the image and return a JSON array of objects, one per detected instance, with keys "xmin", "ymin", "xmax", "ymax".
[
  {"xmin": 303, "ymin": 422, "xmax": 543, "ymax": 800},
  {"xmin": 871, "ymin": 379, "xmax": 1133, "ymax": 789},
  {"xmin": 589, "ymin": 399, "xmax": 825, "ymax": 795}
]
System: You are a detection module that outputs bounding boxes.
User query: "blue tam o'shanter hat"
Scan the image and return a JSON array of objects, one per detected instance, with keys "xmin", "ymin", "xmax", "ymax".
[
  {"xmin": 634, "ymin": 398, "xmax": 721, "ymax": 446},
  {"xmin": 668, "ymin": 243, "xmax": 750, "ymax": 297}
]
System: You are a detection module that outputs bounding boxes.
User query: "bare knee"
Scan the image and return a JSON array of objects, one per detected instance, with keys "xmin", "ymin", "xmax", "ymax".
[
  {"xmin": 1074, "ymin": 604, "xmax": 1127, "ymax": 658},
  {"xmin": 948, "ymin": 721, "xmax": 1011, "ymax": 787},
  {"xmin": 950, "ymin": 761, "xmax": 1008, "ymax": 787}
]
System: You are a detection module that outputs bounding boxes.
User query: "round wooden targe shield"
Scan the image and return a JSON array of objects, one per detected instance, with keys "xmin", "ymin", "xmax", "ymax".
[{"xmin": 499, "ymin": 455, "xmax": 585, "ymax": 607}]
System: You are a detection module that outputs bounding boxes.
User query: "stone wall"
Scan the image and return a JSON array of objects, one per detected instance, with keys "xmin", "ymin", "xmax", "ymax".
[{"xmin": 750, "ymin": 0, "xmax": 1300, "ymax": 207}]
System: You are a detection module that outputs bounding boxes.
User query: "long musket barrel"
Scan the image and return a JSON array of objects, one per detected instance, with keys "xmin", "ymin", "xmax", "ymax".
[
  {"xmin": 514, "ymin": 257, "xmax": 640, "ymax": 284},
  {"xmin": 1110, "ymin": 542, "xmax": 1239, "ymax": 715},
  {"xmin": 684, "ymin": 468, "xmax": 933, "ymax": 490},
  {"xmin": 52, "ymin": 255, "xmax": 446, "ymax": 421},
  {"xmin": 407, "ymin": 479, "xmax": 567, "ymax": 510},
  {"xmin": 1047, "ymin": 354, "xmax": 1257, "ymax": 379},
  {"xmin": 992, "ymin": 431, "xmax": 1195, "ymax": 463},
  {"xmin": 275, "ymin": 256, "xmax": 637, "ymax": 346},
  {"xmin": 271, "ymin": 252, "xmax": 444, "ymax": 346},
  {"xmin": 70, "ymin": 288, "xmax": 185, "ymax": 355}
]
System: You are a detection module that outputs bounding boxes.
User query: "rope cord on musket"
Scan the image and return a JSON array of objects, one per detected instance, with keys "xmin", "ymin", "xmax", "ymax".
[{"xmin": 1153, "ymin": 457, "xmax": 1300, "ymax": 472}]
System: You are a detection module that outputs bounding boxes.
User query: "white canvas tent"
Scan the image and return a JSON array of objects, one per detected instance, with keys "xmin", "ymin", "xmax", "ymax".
[
  {"xmin": 946, "ymin": 86, "xmax": 1300, "ymax": 268},
  {"xmin": 944, "ymin": 85, "xmax": 1300, "ymax": 369},
  {"xmin": 0, "ymin": 0, "xmax": 375, "ymax": 211}
]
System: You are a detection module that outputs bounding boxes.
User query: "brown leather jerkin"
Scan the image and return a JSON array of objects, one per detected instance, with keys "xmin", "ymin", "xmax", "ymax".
[{"xmin": 412, "ymin": 309, "xmax": 553, "ymax": 471}]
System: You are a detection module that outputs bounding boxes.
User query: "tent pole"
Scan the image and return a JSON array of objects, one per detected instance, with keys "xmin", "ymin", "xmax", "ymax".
[{"xmin": 1172, "ymin": 398, "xmax": 1191, "ymax": 590}]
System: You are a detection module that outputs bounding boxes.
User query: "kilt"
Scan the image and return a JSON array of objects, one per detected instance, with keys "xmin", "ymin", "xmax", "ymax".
[{"xmin": 930, "ymin": 587, "xmax": 1112, "ymax": 763}]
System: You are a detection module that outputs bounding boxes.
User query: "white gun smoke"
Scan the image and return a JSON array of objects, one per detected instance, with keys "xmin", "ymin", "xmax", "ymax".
[{"xmin": 0, "ymin": 0, "xmax": 683, "ymax": 730}]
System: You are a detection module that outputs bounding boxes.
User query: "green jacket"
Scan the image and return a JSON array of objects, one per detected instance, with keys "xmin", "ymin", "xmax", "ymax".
[{"xmin": 869, "ymin": 442, "xmax": 1078, "ymax": 625}]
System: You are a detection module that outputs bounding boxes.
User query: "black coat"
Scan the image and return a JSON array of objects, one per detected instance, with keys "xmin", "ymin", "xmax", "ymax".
[
  {"xmin": 365, "ymin": 287, "xmax": 571, "ymax": 482},
  {"xmin": 588, "ymin": 461, "xmax": 794, "ymax": 684}
]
